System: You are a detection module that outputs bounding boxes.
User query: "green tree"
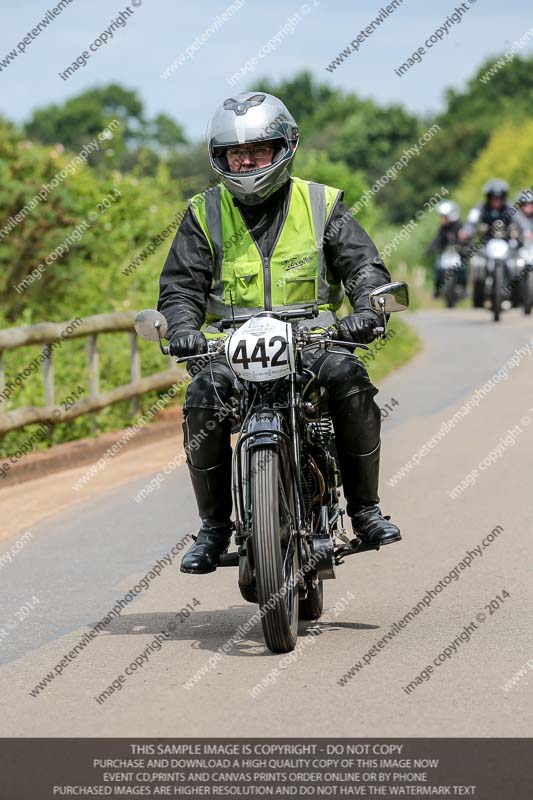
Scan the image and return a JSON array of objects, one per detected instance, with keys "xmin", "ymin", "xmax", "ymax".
[
  {"xmin": 0, "ymin": 122, "xmax": 187, "ymax": 321},
  {"xmin": 254, "ymin": 71, "xmax": 338, "ymax": 129},
  {"xmin": 294, "ymin": 149, "xmax": 378, "ymax": 232},
  {"xmin": 376, "ymin": 53, "xmax": 533, "ymax": 223},
  {"xmin": 255, "ymin": 71, "xmax": 418, "ymax": 178},
  {"xmin": 168, "ymin": 140, "xmax": 215, "ymax": 195},
  {"xmin": 457, "ymin": 118, "xmax": 533, "ymax": 210},
  {"xmin": 329, "ymin": 102, "xmax": 419, "ymax": 175},
  {"xmin": 376, "ymin": 122, "xmax": 483, "ymax": 223},
  {"xmin": 24, "ymin": 84, "xmax": 187, "ymax": 173},
  {"xmin": 443, "ymin": 53, "xmax": 533, "ymax": 134}
]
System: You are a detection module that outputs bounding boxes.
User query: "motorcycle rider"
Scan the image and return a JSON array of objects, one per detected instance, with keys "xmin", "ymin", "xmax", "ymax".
[
  {"xmin": 158, "ymin": 92, "xmax": 401, "ymax": 575},
  {"xmin": 426, "ymin": 200, "xmax": 464, "ymax": 297},
  {"xmin": 459, "ymin": 179, "xmax": 514, "ymax": 243},
  {"xmin": 515, "ymin": 188, "xmax": 533, "ymax": 241}
]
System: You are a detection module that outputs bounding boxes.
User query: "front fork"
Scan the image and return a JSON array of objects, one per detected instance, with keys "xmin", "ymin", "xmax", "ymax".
[
  {"xmin": 232, "ymin": 384, "xmax": 310, "ymax": 593},
  {"xmin": 288, "ymin": 373, "xmax": 304, "ymax": 534},
  {"xmin": 485, "ymin": 258, "xmax": 508, "ymax": 293}
]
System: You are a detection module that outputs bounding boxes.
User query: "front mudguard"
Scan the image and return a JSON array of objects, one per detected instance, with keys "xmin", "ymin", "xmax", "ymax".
[
  {"xmin": 236, "ymin": 410, "xmax": 290, "ymax": 503},
  {"xmin": 245, "ymin": 409, "xmax": 286, "ymax": 446}
]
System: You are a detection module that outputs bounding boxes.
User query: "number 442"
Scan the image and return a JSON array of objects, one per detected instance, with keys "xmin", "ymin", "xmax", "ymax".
[{"xmin": 232, "ymin": 336, "xmax": 288, "ymax": 369}]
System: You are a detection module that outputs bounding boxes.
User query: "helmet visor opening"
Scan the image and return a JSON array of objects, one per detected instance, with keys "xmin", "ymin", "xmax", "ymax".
[{"xmin": 212, "ymin": 139, "xmax": 288, "ymax": 176}]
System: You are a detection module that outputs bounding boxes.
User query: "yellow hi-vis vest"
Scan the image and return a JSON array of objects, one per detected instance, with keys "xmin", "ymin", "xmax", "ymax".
[{"xmin": 189, "ymin": 176, "xmax": 345, "ymax": 323}]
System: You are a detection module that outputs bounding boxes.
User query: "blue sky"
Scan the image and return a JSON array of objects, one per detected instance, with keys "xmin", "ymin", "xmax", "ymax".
[{"xmin": 1, "ymin": 0, "xmax": 531, "ymax": 141}]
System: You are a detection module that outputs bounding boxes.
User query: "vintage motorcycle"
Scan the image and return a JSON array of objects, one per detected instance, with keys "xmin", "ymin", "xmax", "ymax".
[
  {"xmin": 470, "ymin": 235, "xmax": 513, "ymax": 321},
  {"xmin": 485, "ymin": 237, "xmax": 511, "ymax": 322},
  {"xmin": 516, "ymin": 241, "xmax": 533, "ymax": 315},
  {"xmin": 135, "ymin": 282, "xmax": 409, "ymax": 654},
  {"xmin": 437, "ymin": 246, "xmax": 465, "ymax": 309},
  {"xmin": 468, "ymin": 213, "xmax": 521, "ymax": 320}
]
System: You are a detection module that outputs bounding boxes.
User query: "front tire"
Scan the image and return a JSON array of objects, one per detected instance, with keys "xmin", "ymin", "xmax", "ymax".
[
  {"xmin": 523, "ymin": 268, "xmax": 533, "ymax": 315},
  {"xmin": 251, "ymin": 446, "xmax": 299, "ymax": 653},
  {"xmin": 444, "ymin": 270, "xmax": 457, "ymax": 308}
]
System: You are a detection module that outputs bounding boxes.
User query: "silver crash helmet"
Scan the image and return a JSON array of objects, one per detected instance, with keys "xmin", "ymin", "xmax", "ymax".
[
  {"xmin": 483, "ymin": 179, "xmax": 509, "ymax": 199},
  {"xmin": 207, "ymin": 92, "xmax": 299, "ymax": 205},
  {"xmin": 436, "ymin": 200, "xmax": 460, "ymax": 222}
]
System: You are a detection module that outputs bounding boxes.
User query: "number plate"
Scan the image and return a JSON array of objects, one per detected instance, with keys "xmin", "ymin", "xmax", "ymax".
[{"xmin": 225, "ymin": 316, "xmax": 295, "ymax": 382}]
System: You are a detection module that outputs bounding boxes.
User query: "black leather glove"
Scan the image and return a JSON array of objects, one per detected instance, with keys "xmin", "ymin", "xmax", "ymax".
[
  {"xmin": 337, "ymin": 310, "xmax": 382, "ymax": 345},
  {"xmin": 169, "ymin": 330, "xmax": 207, "ymax": 358}
]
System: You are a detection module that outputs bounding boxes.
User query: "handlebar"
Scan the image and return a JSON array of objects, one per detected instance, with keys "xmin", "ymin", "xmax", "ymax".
[
  {"xmin": 294, "ymin": 325, "xmax": 372, "ymax": 351},
  {"xmin": 170, "ymin": 321, "xmax": 387, "ymax": 363}
]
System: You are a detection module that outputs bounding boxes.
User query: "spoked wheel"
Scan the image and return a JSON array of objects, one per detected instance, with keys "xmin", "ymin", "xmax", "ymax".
[
  {"xmin": 251, "ymin": 445, "xmax": 299, "ymax": 653},
  {"xmin": 492, "ymin": 264, "xmax": 502, "ymax": 322}
]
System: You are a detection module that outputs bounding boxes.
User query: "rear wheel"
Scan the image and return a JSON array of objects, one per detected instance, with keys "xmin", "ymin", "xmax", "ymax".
[
  {"xmin": 492, "ymin": 264, "xmax": 502, "ymax": 321},
  {"xmin": 238, "ymin": 583, "xmax": 257, "ymax": 603},
  {"xmin": 300, "ymin": 578, "xmax": 324, "ymax": 620},
  {"xmin": 251, "ymin": 446, "xmax": 299, "ymax": 653}
]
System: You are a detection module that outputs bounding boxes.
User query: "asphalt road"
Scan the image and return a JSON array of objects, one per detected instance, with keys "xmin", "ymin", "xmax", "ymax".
[{"xmin": 1, "ymin": 308, "xmax": 532, "ymax": 737}]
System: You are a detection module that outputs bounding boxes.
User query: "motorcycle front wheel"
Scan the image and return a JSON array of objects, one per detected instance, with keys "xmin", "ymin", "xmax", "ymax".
[
  {"xmin": 444, "ymin": 270, "xmax": 457, "ymax": 308},
  {"xmin": 251, "ymin": 445, "xmax": 299, "ymax": 653}
]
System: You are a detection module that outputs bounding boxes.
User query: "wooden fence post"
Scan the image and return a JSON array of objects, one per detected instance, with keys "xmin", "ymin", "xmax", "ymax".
[
  {"xmin": 130, "ymin": 332, "xmax": 141, "ymax": 415},
  {"xmin": 0, "ymin": 312, "xmax": 183, "ymax": 436},
  {"xmin": 88, "ymin": 335, "xmax": 99, "ymax": 435},
  {"xmin": 43, "ymin": 344, "xmax": 54, "ymax": 408}
]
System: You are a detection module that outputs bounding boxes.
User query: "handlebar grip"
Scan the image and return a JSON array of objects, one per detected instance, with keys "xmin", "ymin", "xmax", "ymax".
[{"xmin": 172, "ymin": 340, "xmax": 223, "ymax": 363}]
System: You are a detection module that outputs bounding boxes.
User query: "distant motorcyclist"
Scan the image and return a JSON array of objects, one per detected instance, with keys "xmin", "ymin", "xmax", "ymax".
[
  {"xmin": 459, "ymin": 179, "xmax": 514, "ymax": 244},
  {"xmin": 426, "ymin": 200, "xmax": 464, "ymax": 297},
  {"xmin": 460, "ymin": 180, "xmax": 524, "ymax": 310},
  {"xmin": 515, "ymin": 188, "xmax": 533, "ymax": 241}
]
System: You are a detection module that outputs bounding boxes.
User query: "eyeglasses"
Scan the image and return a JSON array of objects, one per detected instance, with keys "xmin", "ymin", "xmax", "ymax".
[{"xmin": 226, "ymin": 144, "xmax": 274, "ymax": 161}]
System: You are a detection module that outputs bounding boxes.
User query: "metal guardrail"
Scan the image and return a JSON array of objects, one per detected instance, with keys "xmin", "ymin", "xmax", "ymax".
[{"xmin": 0, "ymin": 312, "xmax": 181, "ymax": 435}]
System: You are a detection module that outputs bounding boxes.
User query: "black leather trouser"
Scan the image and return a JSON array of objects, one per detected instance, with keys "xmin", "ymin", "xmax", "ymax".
[{"xmin": 182, "ymin": 348, "xmax": 382, "ymax": 525}]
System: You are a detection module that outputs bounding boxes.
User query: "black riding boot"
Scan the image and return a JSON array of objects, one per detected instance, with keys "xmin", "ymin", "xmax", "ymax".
[
  {"xmin": 331, "ymin": 390, "xmax": 401, "ymax": 547},
  {"xmin": 180, "ymin": 408, "xmax": 234, "ymax": 574},
  {"xmin": 181, "ymin": 461, "xmax": 233, "ymax": 574}
]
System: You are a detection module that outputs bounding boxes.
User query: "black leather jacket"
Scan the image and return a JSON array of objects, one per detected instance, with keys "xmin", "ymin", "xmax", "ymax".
[
  {"xmin": 426, "ymin": 221, "xmax": 463, "ymax": 254},
  {"xmin": 158, "ymin": 178, "xmax": 391, "ymax": 341},
  {"xmin": 462, "ymin": 202, "xmax": 516, "ymax": 242}
]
